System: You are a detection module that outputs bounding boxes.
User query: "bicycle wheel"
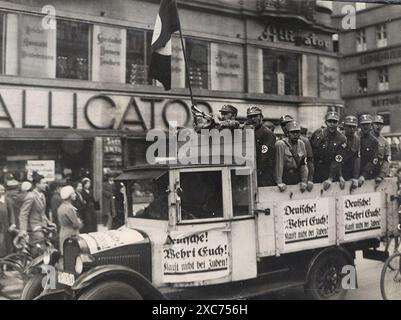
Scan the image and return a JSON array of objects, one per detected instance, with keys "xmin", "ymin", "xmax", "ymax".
[
  {"xmin": 385, "ymin": 237, "xmax": 401, "ymax": 271},
  {"xmin": 0, "ymin": 260, "xmax": 26, "ymax": 300},
  {"xmin": 3, "ymin": 253, "xmax": 32, "ymax": 270},
  {"xmin": 381, "ymin": 252, "xmax": 401, "ymax": 300}
]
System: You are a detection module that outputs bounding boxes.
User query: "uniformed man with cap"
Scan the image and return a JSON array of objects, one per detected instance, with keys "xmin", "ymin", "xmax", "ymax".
[
  {"xmin": 358, "ymin": 114, "xmax": 380, "ymax": 186},
  {"xmin": 213, "ymin": 104, "xmax": 240, "ymax": 130},
  {"xmin": 275, "ymin": 120, "xmax": 308, "ymax": 192},
  {"xmin": 280, "ymin": 115, "xmax": 314, "ymax": 191},
  {"xmin": 310, "ymin": 111, "xmax": 347, "ymax": 190},
  {"xmin": 245, "ymin": 106, "xmax": 276, "ymax": 187},
  {"xmin": 342, "ymin": 115, "xmax": 361, "ymax": 189},
  {"xmin": 372, "ymin": 115, "xmax": 391, "ymax": 185}
]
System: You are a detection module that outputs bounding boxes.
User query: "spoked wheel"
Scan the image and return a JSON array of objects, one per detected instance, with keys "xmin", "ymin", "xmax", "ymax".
[
  {"xmin": 380, "ymin": 252, "xmax": 401, "ymax": 300},
  {"xmin": 3, "ymin": 253, "xmax": 32, "ymax": 270},
  {"xmin": 0, "ymin": 260, "xmax": 26, "ymax": 300},
  {"xmin": 385, "ymin": 237, "xmax": 401, "ymax": 271},
  {"xmin": 305, "ymin": 252, "xmax": 348, "ymax": 300}
]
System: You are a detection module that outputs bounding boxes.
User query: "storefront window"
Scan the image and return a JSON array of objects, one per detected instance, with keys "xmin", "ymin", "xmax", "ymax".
[
  {"xmin": 185, "ymin": 38, "xmax": 209, "ymax": 89},
  {"xmin": 57, "ymin": 20, "xmax": 90, "ymax": 80},
  {"xmin": 126, "ymin": 29, "xmax": 150, "ymax": 85},
  {"xmin": 263, "ymin": 49, "xmax": 300, "ymax": 96}
]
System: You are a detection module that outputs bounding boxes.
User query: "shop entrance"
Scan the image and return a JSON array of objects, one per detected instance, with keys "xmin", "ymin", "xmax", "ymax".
[{"xmin": 0, "ymin": 139, "xmax": 93, "ymax": 183}]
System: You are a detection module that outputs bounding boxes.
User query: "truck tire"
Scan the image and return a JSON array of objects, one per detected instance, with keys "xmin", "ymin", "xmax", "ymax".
[
  {"xmin": 21, "ymin": 274, "xmax": 44, "ymax": 300},
  {"xmin": 305, "ymin": 251, "xmax": 349, "ymax": 300},
  {"xmin": 78, "ymin": 281, "xmax": 143, "ymax": 300}
]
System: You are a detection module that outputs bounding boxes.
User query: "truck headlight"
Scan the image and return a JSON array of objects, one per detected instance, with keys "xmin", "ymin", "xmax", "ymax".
[{"xmin": 75, "ymin": 255, "xmax": 83, "ymax": 274}]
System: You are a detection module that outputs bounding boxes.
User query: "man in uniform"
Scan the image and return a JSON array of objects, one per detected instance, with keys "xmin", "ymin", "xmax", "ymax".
[
  {"xmin": 358, "ymin": 114, "xmax": 379, "ymax": 186},
  {"xmin": 275, "ymin": 120, "xmax": 308, "ymax": 192},
  {"xmin": 213, "ymin": 104, "xmax": 240, "ymax": 130},
  {"xmin": 310, "ymin": 111, "xmax": 347, "ymax": 190},
  {"xmin": 245, "ymin": 106, "xmax": 276, "ymax": 187},
  {"xmin": 372, "ymin": 115, "xmax": 391, "ymax": 185},
  {"xmin": 280, "ymin": 115, "xmax": 314, "ymax": 191},
  {"xmin": 342, "ymin": 115, "xmax": 360, "ymax": 190}
]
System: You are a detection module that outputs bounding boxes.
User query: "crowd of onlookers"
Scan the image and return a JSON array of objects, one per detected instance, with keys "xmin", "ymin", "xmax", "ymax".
[{"xmin": 0, "ymin": 171, "xmax": 124, "ymax": 258}]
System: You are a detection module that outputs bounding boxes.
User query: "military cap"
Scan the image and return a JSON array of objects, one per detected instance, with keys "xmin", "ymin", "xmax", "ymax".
[
  {"xmin": 344, "ymin": 115, "xmax": 358, "ymax": 126},
  {"xmin": 247, "ymin": 106, "xmax": 262, "ymax": 117},
  {"xmin": 286, "ymin": 120, "xmax": 301, "ymax": 132},
  {"xmin": 325, "ymin": 111, "xmax": 340, "ymax": 121},
  {"xmin": 373, "ymin": 115, "xmax": 384, "ymax": 124},
  {"xmin": 359, "ymin": 114, "xmax": 373, "ymax": 124},
  {"xmin": 219, "ymin": 104, "xmax": 238, "ymax": 115},
  {"xmin": 279, "ymin": 114, "xmax": 294, "ymax": 126}
]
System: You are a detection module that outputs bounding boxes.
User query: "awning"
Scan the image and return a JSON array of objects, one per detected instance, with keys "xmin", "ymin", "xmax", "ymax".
[{"xmin": 115, "ymin": 170, "xmax": 167, "ymax": 181}]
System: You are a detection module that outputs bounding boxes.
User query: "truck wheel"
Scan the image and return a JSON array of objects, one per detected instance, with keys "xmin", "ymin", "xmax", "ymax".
[
  {"xmin": 21, "ymin": 274, "xmax": 44, "ymax": 300},
  {"xmin": 78, "ymin": 281, "xmax": 143, "ymax": 300},
  {"xmin": 305, "ymin": 251, "xmax": 349, "ymax": 300}
]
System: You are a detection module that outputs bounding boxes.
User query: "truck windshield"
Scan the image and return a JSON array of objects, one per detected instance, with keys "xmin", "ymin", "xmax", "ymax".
[{"xmin": 129, "ymin": 173, "xmax": 169, "ymax": 220}]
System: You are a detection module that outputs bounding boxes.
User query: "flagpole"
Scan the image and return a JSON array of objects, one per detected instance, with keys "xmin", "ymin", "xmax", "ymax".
[{"xmin": 174, "ymin": 0, "xmax": 195, "ymax": 107}]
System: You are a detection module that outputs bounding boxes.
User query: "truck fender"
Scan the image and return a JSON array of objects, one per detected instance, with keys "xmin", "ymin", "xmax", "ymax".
[
  {"xmin": 305, "ymin": 246, "xmax": 356, "ymax": 287},
  {"xmin": 71, "ymin": 265, "xmax": 166, "ymax": 300}
]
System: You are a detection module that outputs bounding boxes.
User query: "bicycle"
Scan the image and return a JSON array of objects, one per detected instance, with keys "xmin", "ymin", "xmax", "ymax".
[{"xmin": 0, "ymin": 226, "xmax": 57, "ymax": 300}]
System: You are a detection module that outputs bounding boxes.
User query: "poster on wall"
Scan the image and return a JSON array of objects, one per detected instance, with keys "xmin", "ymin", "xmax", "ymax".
[
  {"xmin": 280, "ymin": 198, "xmax": 330, "ymax": 248},
  {"xmin": 92, "ymin": 25, "xmax": 126, "ymax": 83},
  {"xmin": 162, "ymin": 228, "xmax": 229, "ymax": 283},
  {"xmin": 341, "ymin": 192, "xmax": 382, "ymax": 240},
  {"xmin": 210, "ymin": 43, "xmax": 244, "ymax": 92},
  {"xmin": 26, "ymin": 160, "xmax": 55, "ymax": 182},
  {"xmin": 19, "ymin": 14, "xmax": 56, "ymax": 78}
]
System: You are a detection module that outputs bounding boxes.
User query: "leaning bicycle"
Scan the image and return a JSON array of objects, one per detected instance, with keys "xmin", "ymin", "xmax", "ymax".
[
  {"xmin": 380, "ymin": 222, "xmax": 401, "ymax": 300},
  {"xmin": 0, "ymin": 226, "xmax": 57, "ymax": 300}
]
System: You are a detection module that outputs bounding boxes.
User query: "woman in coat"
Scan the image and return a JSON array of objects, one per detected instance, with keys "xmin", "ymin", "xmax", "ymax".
[
  {"xmin": 81, "ymin": 178, "xmax": 97, "ymax": 233},
  {"xmin": 57, "ymin": 186, "xmax": 83, "ymax": 254},
  {"xmin": 0, "ymin": 184, "xmax": 16, "ymax": 257}
]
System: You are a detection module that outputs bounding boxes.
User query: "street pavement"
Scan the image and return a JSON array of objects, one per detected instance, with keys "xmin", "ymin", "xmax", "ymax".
[{"xmin": 255, "ymin": 251, "xmax": 384, "ymax": 300}]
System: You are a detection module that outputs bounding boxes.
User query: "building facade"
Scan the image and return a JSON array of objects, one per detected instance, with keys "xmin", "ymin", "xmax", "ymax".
[
  {"xmin": 334, "ymin": 2, "xmax": 401, "ymax": 160},
  {"xmin": 0, "ymin": 0, "xmax": 342, "ymax": 202}
]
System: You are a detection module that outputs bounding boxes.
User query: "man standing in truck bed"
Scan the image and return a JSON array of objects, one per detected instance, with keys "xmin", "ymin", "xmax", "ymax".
[
  {"xmin": 372, "ymin": 115, "xmax": 391, "ymax": 187},
  {"xmin": 245, "ymin": 106, "xmax": 276, "ymax": 187},
  {"xmin": 310, "ymin": 111, "xmax": 347, "ymax": 190}
]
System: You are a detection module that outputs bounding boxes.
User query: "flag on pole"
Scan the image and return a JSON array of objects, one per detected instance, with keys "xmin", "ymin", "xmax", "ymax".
[{"xmin": 149, "ymin": 0, "xmax": 180, "ymax": 90}]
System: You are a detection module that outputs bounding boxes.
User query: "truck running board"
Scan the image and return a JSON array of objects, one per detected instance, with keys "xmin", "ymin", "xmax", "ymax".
[{"xmin": 363, "ymin": 249, "xmax": 389, "ymax": 262}]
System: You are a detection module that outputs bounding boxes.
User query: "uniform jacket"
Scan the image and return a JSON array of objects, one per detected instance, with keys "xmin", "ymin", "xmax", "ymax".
[
  {"xmin": 359, "ymin": 132, "xmax": 379, "ymax": 179},
  {"xmin": 343, "ymin": 133, "xmax": 361, "ymax": 181},
  {"xmin": 374, "ymin": 134, "xmax": 391, "ymax": 179},
  {"xmin": 19, "ymin": 190, "xmax": 48, "ymax": 232},
  {"xmin": 275, "ymin": 138, "xmax": 308, "ymax": 185},
  {"xmin": 299, "ymin": 135, "xmax": 314, "ymax": 182},
  {"xmin": 310, "ymin": 128, "xmax": 347, "ymax": 182},
  {"xmin": 253, "ymin": 124, "xmax": 276, "ymax": 187}
]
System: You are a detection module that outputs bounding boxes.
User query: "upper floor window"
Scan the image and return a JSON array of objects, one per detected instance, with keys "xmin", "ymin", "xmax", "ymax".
[
  {"xmin": 263, "ymin": 49, "xmax": 300, "ymax": 96},
  {"xmin": 126, "ymin": 29, "xmax": 152, "ymax": 85},
  {"xmin": 378, "ymin": 67, "xmax": 389, "ymax": 91},
  {"xmin": 376, "ymin": 24, "xmax": 387, "ymax": 48},
  {"xmin": 185, "ymin": 38, "xmax": 209, "ymax": 90},
  {"xmin": 356, "ymin": 29, "xmax": 367, "ymax": 52},
  {"xmin": 57, "ymin": 20, "xmax": 90, "ymax": 80},
  {"xmin": 357, "ymin": 71, "xmax": 367, "ymax": 94}
]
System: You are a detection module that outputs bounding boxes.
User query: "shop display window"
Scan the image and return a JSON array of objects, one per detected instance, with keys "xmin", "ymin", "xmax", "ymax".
[
  {"xmin": 126, "ymin": 29, "xmax": 151, "ymax": 85},
  {"xmin": 56, "ymin": 20, "xmax": 90, "ymax": 80},
  {"xmin": 185, "ymin": 38, "xmax": 209, "ymax": 90},
  {"xmin": 263, "ymin": 49, "xmax": 300, "ymax": 96}
]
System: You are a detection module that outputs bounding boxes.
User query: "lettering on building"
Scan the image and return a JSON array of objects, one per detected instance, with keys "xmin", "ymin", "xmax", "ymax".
[{"xmin": 259, "ymin": 24, "xmax": 330, "ymax": 49}]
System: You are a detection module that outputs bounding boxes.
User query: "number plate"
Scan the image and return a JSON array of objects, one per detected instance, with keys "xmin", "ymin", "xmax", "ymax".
[{"xmin": 57, "ymin": 272, "xmax": 75, "ymax": 287}]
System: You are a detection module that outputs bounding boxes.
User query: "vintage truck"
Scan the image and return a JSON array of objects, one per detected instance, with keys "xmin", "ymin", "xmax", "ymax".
[{"xmin": 23, "ymin": 130, "xmax": 399, "ymax": 300}]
